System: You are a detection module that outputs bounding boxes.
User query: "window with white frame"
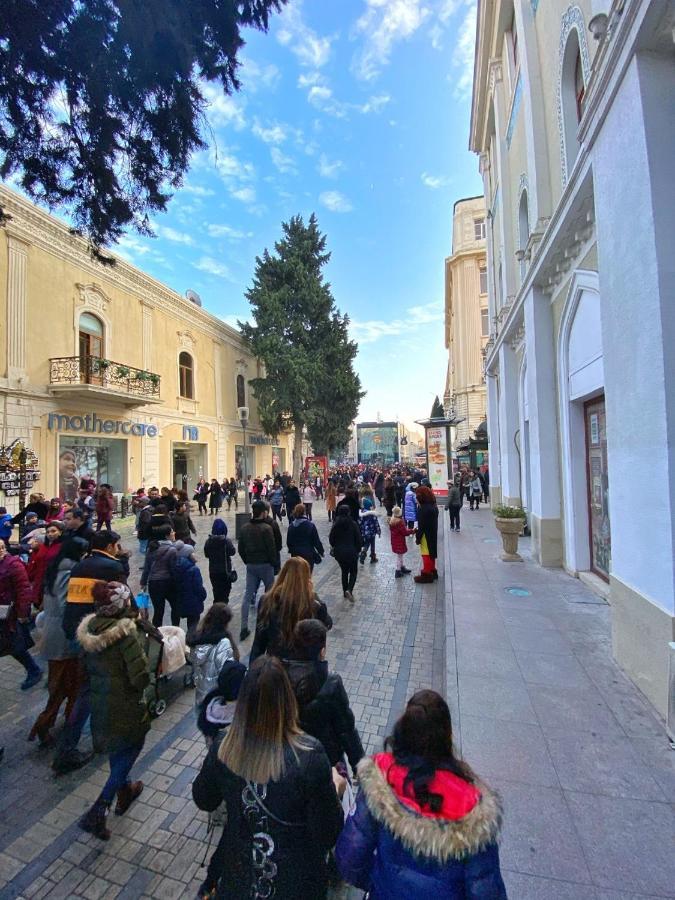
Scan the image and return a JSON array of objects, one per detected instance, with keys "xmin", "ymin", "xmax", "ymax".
[
  {"xmin": 474, "ymin": 218, "xmax": 486, "ymax": 241},
  {"xmin": 481, "ymin": 307, "xmax": 490, "ymax": 337},
  {"xmin": 479, "ymin": 266, "xmax": 488, "ymax": 295}
]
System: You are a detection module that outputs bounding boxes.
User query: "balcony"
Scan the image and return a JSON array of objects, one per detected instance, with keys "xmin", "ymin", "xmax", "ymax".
[{"xmin": 49, "ymin": 356, "xmax": 162, "ymax": 407}]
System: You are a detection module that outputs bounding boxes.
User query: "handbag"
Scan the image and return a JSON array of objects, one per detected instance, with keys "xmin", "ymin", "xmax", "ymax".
[
  {"xmin": 135, "ymin": 591, "xmax": 151, "ymax": 610},
  {"xmin": 228, "ymin": 569, "xmax": 238, "ymax": 584},
  {"xmin": 279, "ymin": 504, "xmax": 286, "ymax": 518}
]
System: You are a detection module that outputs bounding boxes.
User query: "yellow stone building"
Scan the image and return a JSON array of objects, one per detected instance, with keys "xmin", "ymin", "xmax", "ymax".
[
  {"xmin": 0, "ymin": 185, "xmax": 291, "ymax": 507},
  {"xmin": 444, "ymin": 196, "xmax": 489, "ymax": 459}
]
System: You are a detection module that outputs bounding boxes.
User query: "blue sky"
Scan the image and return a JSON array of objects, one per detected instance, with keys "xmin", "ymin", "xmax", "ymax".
[{"xmin": 114, "ymin": 0, "xmax": 482, "ymax": 429}]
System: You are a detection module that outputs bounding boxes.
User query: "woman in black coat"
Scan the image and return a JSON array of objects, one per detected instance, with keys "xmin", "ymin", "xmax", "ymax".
[
  {"xmin": 192, "ymin": 656, "xmax": 344, "ymax": 900},
  {"xmin": 284, "ymin": 619, "xmax": 364, "ymax": 773},
  {"xmin": 329, "ymin": 506, "xmax": 363, "ymax": 602},
  {"xmin": 336, "ymin": 488, "xmax": 360, "ymax": 523},
  {"xmin": 415, "ymin": 485, "xmax": 439, "ymax": 583},
  {"xmin": 208, "ymin": 479, "xmax": 223, "ymax": 514},
  {"xmin": 283, "ymin": 481, "xmax": 301, "ymax": 522},
  {"xmin": 286, "ymin": 504, "xmax": 324, "ymax": 572},
  {"xmin": 204, "ymin": 519, "xmax": 236, "ymax": 603}
]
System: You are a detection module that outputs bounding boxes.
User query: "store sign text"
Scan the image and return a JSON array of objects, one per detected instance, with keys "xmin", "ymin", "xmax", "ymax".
[{"xmin": 48, "ymin": 413, "xmax": 157, "ymax": 437}]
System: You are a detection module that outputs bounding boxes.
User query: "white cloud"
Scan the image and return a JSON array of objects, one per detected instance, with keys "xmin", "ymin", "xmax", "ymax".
[
  {"xmin": 349, "ymin": 301, "xmax": 444, "ymax": 345},
  {"xmin": 421, "ymin": 172, "xmax": 453, "ymax": 189},
  {"xmin": 270, "ymin": 147, "xmax": 297, "ymax": 174},
  {"xmin": 298, "ymin": 71, "xmax": 322, "ymax": 88},
  {"xmin": 429, "ymin": 22, "xmax": 444, "ymax": 50},
  {"xmin": 179, "ymin": 184, "xmax": 215, "ymax": 197},
  {"xmin": 231, "ymin": 186, "xmax": 256, "ymax": 204},
  {"xmin": 308, "ymin": 84, "xmax": 333, "ymax": 105},
  {"xmin": 319, "ymin": 191, "xmax": 353, "ymax": 213},
  {"xmin": 155, "ymin": 225, "xmax": 194, "ymax": 245},
  {"xmin": 206, "ymin": 224, "xmax": 248, "ymax": 240},
  {"xmin": 252, "ymin": 120, "xmax": 288, "ymax": 144},
  {"xmin": 195, "ymin": 256, "xmax": 232, "ymax": 279},
  {"xmin": 358, "ymin": 93, "xmax": 391, "ymax": 114},
  {"xmin": 115, "ymin": 234, "xmax": 151, "ymax": 258},
  {"xmin": 318, "ymin": 154, "xmax": 344, "ymax": 178},
  {"xmin": 451, "ymin": 2, "xmax": 477, "ymax": 99},
  {"xmin": 352, "ymin": 0, "xmax": 431, "ymax": 81},
  {"xmin": 200, "ymin": 81, "xmax": 246, "ymax": 130},
  {"xmin": 277, "ymin": 1, "xmax": 333, "ymax": 68},
  {"xmin": 239, "ymin": 56, "xmax": 281, "ymax": 92}
]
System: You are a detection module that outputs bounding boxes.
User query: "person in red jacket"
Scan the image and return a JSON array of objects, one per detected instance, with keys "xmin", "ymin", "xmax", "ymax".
[
  {"xmin": 388, "ymin": 506, "xmax": 415, "ymax": 578},
  {"xmin": 0, "ymin": 539, "xmax": 43, "ymax": 689},
  {"xmin": 95, "ymin": 487, "xmax": 115, "ymax": 532},
  {"xmin": 27, "ymin": 521, "xmax": 64, "ymax": 609}
]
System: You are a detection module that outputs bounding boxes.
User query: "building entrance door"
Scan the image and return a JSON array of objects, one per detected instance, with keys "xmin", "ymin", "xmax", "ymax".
[
  {"xmin": 172, "ymin": 443, "xmax": 207, "ymax": 493},
  {"xmin": 584, "ymin": 396, "xmax": 611, "ymax": 580}
]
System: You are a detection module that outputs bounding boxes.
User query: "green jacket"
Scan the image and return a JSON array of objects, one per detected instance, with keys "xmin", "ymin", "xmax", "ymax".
[{"xmin": 76, "ymin": 612, "xmax": 150, "ymax": 753}]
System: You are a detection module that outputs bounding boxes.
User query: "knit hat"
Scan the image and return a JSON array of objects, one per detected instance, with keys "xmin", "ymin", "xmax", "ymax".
[
  {"xmin": 362, "ymin": 497, "xmax": 374, "ymax": 510},
  {"xmin": 211, "ymin": 518, "xmax": 227, "ymax": 536},
  {"xmin": 408, "ymin": 482, "xmax": 419, "ymax": 491},
  {"xmin": 92, "ymin": 580, "xmax": 131, "ymax": 616}
]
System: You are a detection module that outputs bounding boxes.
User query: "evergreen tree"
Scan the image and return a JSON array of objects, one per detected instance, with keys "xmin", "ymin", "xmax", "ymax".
[
  {"xmin": 239, "ymin": 214, "xmax": 363, "ymax": 480},
  {"xmin": 430, "ymin": 395, "xmax": 445, "ymax": 419},
  {"xmin": 0, "ymin": 0, "xmax": 285, "ymax": 247}
]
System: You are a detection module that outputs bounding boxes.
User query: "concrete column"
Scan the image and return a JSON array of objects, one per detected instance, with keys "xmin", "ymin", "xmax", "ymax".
[
  {"xmin": 497, "ymin": 343, "xmax": 521, "ymax": 506},
  {"xmin": 593, "ymin": 50, "xmax": 675, "ymax": 716},
  {"xmin": 523, "ymin": 287, "xmax": 562, "ymax": 565},
  {"xmin": 486, "ymin": 373, "xmax": 502, "ymax": 504},
  {"xmin": 5, "ymin": 233, "xmax": 29, "ymax": 383},
  {"xmin": 141, "ymin": 301, "xmax": 153, "ymax": 371}
]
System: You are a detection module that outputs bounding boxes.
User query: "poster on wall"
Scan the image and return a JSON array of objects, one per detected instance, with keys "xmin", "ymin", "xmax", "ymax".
[
  {"xmin": 425, "ymin": 426, "xmax": 449, "ymax": 496},
  {"xmin": 304, "ymin": 455, "xmax": 328, "ymax": 486}
]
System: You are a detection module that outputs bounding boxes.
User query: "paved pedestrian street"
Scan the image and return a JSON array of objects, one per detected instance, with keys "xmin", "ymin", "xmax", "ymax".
[{"xmin": 1, "ymin": 503, "xmax": 674, "ymax": 899}]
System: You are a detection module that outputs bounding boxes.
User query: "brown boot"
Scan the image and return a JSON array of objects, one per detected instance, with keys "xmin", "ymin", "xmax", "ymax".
[
  {"xmin": 79, "ymin": 799, "xmax": 111, "ymax": 840},
  {"xmin": 114, "ymin": 780, "xmax": 144, "ymax": 816}
]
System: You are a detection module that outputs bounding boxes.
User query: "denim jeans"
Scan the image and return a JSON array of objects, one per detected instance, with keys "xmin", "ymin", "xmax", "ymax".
[
  {"xmin": 241, "ymin": 564, "xmax": 274, "ymax": 631},
  {"xmin": 138, "ymin": 538, "xmax": 148, "ymax": 554},
  {"xmin": 100, "ymin": 741, "xmax": 145, "ymax": 804}
]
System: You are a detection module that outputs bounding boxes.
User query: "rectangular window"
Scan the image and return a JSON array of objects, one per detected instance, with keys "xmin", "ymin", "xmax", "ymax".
[
  {"xmin": 179, "ymin": 363, "xmax": 193, "ymax": 399},
  {"xmin": 479, "ymin": 267, "xmax": 488, "ymax": 295},
  {"xmin": 474, "ymin": 218, "xmax": 486, "ymax": 241},
  {"xmin": 481, "ymin": 307, "xmax": 489, "ymax": 337}
]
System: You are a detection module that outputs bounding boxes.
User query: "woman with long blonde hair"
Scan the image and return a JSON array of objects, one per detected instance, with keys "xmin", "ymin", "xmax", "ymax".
[
  {"xmin": 249, "ymin": 557, "xmax": 332, "ymax": 663},
  {"xmin": 192, "ymin": 656, "xmax": 344, "ymax": 899}
]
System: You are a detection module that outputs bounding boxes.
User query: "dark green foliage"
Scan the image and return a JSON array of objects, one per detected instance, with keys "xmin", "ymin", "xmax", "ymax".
[
  {"xmin": 430, "ymin": 395, "xmax": 445, "ymax": 419},
  {"xmin": 239, "ymin": 214, "xmax": 363, "ymax": 463},
  {"xmin": 0, "ymin": 0, "xmax": 285, "ymax": 246}
]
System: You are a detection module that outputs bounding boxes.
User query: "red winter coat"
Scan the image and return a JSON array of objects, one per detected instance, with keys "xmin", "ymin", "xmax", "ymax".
[
  {"xmin": 389, "ymin": 518, "xmax": 415, "ymax": 555},
  {"xmin": 27, "ymin": 540, "xmax": 62, "ymax": 607},
  {"xmin": 95, "ymin": 494, "xmax": 114, "ymax": 519},
  {"xmin": 0, "ymin": 553, "xmax": 33, "ymax": 631}
]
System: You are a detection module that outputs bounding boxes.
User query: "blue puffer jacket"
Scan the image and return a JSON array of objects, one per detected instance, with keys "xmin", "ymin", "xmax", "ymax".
[
  {"xmin": 174, "ymin": 556, "xmax": 207, "ymax": 619},
  {"xmin": 404, "ymin": 489, "xmax": 418, "ymax": 523},
  {"xmin": 359, "ymin": 510, "xmax": 381, "ymax": 541},
  {"xmin": 336, "ymin": 754, "xmax": 506, "ymax": 900}
]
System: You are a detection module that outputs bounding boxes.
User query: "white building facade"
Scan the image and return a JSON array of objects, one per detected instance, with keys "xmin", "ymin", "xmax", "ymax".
[{"xmin": 470, "ymin": 0, "xmax": 675, "ymax": 717}]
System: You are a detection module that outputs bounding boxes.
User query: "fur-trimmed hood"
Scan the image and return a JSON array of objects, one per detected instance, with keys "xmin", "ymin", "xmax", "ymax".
[
  {"xmin": 356, "ymin": 755, "xmax": 503, "ymax": 863},
  {"xmin": 76, "ymin": 612, "xmax": 137, "ymax": 654}
]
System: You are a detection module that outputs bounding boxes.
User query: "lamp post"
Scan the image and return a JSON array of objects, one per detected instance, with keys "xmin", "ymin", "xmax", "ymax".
[{"xmin": 235, "ymin": 407, "xmax": 250, "ymax": 539}]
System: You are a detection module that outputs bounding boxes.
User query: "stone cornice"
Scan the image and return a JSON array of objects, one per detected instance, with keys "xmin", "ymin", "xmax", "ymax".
[{"xmin": 0, "ymin": 185, "xmax": 244, "ymax": 352}]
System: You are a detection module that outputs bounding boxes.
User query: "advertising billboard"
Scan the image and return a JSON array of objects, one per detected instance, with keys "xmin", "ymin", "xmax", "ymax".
[
  {"xmin": 425, "ymin": 426, "xmax": 449, "ymax": 496},
  {"xmin": 356, "ymin": 423, "xmax": 400, "ymax": 466},
  {"xmin": 304, "ymin": 455, "xmax": 328, "ymax": 486}
]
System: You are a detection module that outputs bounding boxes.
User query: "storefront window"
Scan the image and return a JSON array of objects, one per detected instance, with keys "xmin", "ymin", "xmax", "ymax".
[
  {"xmin": 59, "ymin": 436, "xmax": 126, "ymax": 500},
  {"xmin": 234, "ymin": 444, "xmax": 255, "ymax": 484},
  {"xmin": 585, "ymin": 397, "xmax": 611, "ymax": 580},
  {"xmin": 272, "ymin": 447, "xmax": 284, "ymax": 474}
]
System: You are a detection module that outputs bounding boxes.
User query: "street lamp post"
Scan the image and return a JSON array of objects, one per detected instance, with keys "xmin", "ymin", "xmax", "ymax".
[{"xmin": 235, "ymin": 406, "xmax": 250, "ymax": 538}]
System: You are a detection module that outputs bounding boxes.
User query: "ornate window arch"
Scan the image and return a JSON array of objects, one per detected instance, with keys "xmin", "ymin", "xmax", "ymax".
[{"xmin": 557, "ymin": 7, "xmax": 591, "ymax": 186}]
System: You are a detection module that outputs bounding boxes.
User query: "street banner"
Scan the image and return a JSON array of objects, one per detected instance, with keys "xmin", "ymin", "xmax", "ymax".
[
  {"xmin": 304, "ymin": 455, "xmax": 328, "ymax": 486},
  {"xmin": 425, "ymin": 426, "xmax": 449, "ymax": 496}
]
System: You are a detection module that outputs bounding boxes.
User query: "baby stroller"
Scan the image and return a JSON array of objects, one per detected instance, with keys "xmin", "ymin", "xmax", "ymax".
[{"xmin": 143, "ymin": 624, "xmax": 194, "ymax": 717}]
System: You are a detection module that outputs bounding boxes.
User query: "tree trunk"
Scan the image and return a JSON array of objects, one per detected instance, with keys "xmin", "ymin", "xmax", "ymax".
[{"xmin": 292, "ymin": 421, "xmax": 304, "ymax": 483}]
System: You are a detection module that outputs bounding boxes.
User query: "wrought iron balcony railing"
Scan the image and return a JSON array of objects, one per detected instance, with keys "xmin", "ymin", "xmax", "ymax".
[{"xmin": 49, "ymin": 356, "xmax": 161, "ymax": 399}]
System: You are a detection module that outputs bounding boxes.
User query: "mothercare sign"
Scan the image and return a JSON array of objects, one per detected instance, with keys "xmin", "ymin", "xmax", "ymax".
[{"xmin": 48, "ymin": 412, "xmax": 158, "ymax": 437}]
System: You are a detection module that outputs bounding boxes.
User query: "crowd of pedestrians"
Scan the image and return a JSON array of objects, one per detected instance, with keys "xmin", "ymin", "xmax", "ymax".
[{"xmin": 0, "ymin": 463, "xmax": 506, "ymax": 899}]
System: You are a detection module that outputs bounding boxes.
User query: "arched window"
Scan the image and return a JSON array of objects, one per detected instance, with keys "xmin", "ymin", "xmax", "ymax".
[
  {"xmin": 236, "ymin": 374, "xmax": 245, "ymax": 408},
  {"xmin": 79, "ymin": 312, "xmax": 104, "ymax": 359},
  {"xmin": 518, "ymin": 189, "xmax": 530, "ymax": 281},
  {"xmin": 561, "ymin": 30, "xmax": 585, "ymax": 177},
  {"xmin": 179, "ymin": 352, "xmax": 194, "ymax": 399}
]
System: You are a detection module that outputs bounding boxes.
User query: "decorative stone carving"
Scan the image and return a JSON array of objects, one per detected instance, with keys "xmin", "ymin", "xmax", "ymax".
[
  {"xmin": 75, "ymin": 282, "xmax": 112, "ymax": 312},
  {"xmin": 488, "ymin": 58, "xmax": 503, "ymax": 95},
  {"xmin": 177, "ymin": 330, "xmax": 196, "ymax": 350},
  {"xmin": 557, "ymin": 6, "xmax": 592, "ymax": 186}
]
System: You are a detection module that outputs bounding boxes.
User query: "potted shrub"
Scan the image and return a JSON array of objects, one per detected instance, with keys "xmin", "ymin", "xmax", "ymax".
[
  {"xmin": 115, "ymin": 366, "xmax": 130, "ymax": 379},
  {"xmin": 493, "ymin": 505, "xmax": 527, "ymax": 561}
]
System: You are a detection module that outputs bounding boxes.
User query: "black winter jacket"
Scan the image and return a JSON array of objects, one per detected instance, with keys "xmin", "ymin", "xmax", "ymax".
[
  {"xmin": 286, "ymin": 517, "xmax": 324, "ymax": 565},
  {"xmin": 203, "ymin": 535, "xmax": 236, "ymax": 575},
  {"xmin": 336, "ymin": 494, "xmax": 360, "ymax": 523},
  {"xmin": 140, "ymin": 541, "xmax": 178, "ymax": 588},
  {"xmin": 329, "ymin": 516, "xmax": 363, "ymax": 561},
  {"xmin": 284, "ymin": 485, "xmax": 301, "ymax": 513},
  {"xmin": 63, "ymin": 550, "xmax": 130, "ymax": 641},
  {"xmin": 416, "ymin": 502, "xmax": 439, "ymax": 559},
  {"xmin": 237, "ymin": 519, "xmax": 276, "ymax": 566},
  {"xmin": 283, "ymin": 658, "xmax": 364, "ymax": 769},
  {"xmin": 249, "ymin": 596, "xmax": 333, "ymax": 664},
  {"xmin": 192, "ymin": 737, "xmax": 343, "ymax": 900}
]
